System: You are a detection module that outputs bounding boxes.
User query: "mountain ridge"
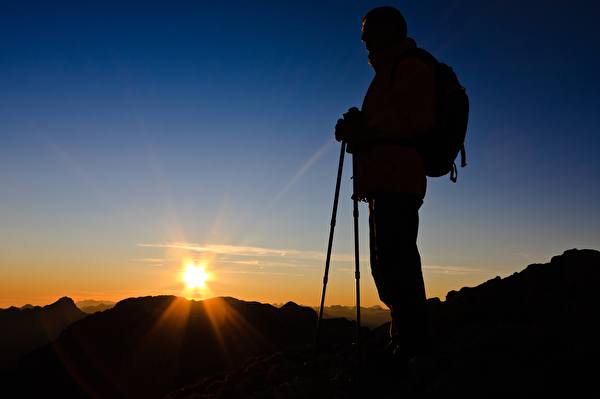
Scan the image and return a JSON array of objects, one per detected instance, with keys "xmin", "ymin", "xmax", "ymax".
[
  {"xmin": 0, "ymin": 296, "xmax": 85, "ymax": 368},
  {"xmin": 3, "ymin": 293, "xmax": 355, "ymax": 398},
  {"xmin": 76, "ymin": 299, "xmax": 116, "ymax": 314},
  {"xmin": 168, "ymin": 248, "xmax": 600, "ymax": 398},
  {"xmin": 1, "ymin": 248, "xmax": 598, "ymax": 398}
]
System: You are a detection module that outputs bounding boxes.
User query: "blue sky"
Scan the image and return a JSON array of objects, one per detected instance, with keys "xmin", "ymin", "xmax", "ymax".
[{"xmin": 1, "ymin": 1, "xmax": 599, "ymax": 306}]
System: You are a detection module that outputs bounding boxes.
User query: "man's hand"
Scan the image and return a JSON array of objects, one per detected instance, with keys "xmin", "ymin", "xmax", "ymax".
[{"xmin": 334, "ymin": 107, "xmax": 367, "ymax": 142}]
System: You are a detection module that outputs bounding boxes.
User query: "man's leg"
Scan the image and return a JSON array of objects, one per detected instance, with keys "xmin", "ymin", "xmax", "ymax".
[{"xmin": 368, "ymin": 193, "xmax": 428, "ymax": 357}]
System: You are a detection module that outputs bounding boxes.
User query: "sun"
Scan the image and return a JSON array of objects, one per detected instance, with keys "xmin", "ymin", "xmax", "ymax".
[{"xmin": 183, "ymin": 263, "xmax": 209, "ymax": 289}]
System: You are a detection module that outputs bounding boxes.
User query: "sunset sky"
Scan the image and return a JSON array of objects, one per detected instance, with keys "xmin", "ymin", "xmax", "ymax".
[{"xmin": 1, "ymin": 1, "xmax": 599, "ymax": 308}]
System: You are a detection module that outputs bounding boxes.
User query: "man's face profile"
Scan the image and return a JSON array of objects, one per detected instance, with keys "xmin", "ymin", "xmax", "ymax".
[{"xmin": 361, "ymin": 18, "xmax": 397, "ymax": 53}]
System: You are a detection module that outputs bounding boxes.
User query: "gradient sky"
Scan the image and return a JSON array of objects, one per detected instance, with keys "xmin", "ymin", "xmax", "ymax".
[{"xmin": 1, "ymin": 0, "xmax": 599, "ymax": 307}]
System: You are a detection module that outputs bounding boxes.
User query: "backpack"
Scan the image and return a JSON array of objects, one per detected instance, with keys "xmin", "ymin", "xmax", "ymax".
[{"xmin": 393, "ymin": 48, "xmax": 469, "ymax": 182}]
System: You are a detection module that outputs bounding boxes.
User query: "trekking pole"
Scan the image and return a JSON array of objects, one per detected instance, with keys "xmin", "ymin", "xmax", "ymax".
[
  {"xmin": 351, "ymin": 154, "xmax": 361, "ymax": 367},
  {"xmin": 315, "ymin": 141, "xmax": 347, "ymax": 350}
]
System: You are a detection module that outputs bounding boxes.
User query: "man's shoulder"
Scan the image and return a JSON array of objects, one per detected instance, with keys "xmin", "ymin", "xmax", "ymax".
[
  {"xmin": 393, "ymin": 50, "xmax": 436, "ymax": 80},
  {"xmin": 397, "ymin": 47, "xmax": 436, "ymax": 68}
]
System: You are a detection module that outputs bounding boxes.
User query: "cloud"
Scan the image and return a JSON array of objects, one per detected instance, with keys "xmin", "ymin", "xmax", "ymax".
[
  {"xmin": 217, "ymin": 259, "xmax": 260, "ymax": 266},
  {"xmin": 137, "ymin": 242, "xmax": 327, "ymax": 276},
  {"xmin": 220, "ymin": 270, "xmax": 305, "ymax": 277},
  {"xmin": 133, "ymin": 258, "xmax": 170, "ymax": 263},
  {"xmin": 138, "ymin": 242, "xmax": 483, "ymax": 276},
  {"xmin": 423, "ymin": 265, "xmax": 482, "ymax": 275},
  {"xmin": 138, "ymin": 242, "xmax": 326, "ymax": 260}
]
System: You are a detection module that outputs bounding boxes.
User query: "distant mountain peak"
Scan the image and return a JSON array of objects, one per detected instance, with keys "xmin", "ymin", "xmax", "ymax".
[
  {"xmin": 280, "ymin": 301, "xmax": 304, "ymax": 310},
  {"xmin": 0, "ymin": 295, "xmax": 85, "ymax": 368},
  {"xmin": 51, "ymin": 296, "xmax": 76, "ymax": 307}
]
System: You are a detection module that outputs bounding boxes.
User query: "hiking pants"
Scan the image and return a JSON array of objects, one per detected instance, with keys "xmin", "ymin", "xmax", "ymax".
[{"xmin": 368, "ymin": 193, "xmax": 428, "ymax": 347}]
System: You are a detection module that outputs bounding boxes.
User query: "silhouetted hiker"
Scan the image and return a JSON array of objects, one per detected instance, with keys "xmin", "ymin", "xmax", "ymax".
[{"xmin": 335, "ymin": 6, "xmax": 468, "ymax": 362}]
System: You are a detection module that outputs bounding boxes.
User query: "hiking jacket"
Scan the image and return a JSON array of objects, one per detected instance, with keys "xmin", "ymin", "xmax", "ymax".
[{"xmin": 355, "ymin": 38, "xmax": 436, "ymax": 200}]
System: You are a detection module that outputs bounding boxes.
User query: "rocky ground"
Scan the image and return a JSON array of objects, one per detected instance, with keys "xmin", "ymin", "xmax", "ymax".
[{"xmin": 166, "ymin": 249, "xmax": 600, "ymax": 398}]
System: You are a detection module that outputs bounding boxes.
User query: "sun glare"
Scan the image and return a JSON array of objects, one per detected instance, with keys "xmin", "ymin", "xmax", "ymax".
[{"xmin": 183, "ymin": 263, "xmax": 209, "ymax": 289}]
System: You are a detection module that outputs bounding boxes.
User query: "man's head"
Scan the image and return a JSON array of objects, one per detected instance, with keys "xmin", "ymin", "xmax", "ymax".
[{"xmin": 361, "ymin": 6, "xmax": 407, "ymax": 54}]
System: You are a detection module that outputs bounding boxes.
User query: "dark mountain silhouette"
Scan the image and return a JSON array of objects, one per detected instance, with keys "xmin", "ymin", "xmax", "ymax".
[
  {"xmin": 0, "ymin": 296, "xmax": 86, "ymax": 368},
  {"xmin": 76, "ymin": 300, "xmax": 116, "ymax": 314},
  {"xmin": 315, "ymin": 304, "xmax": 390, "ymax": 328},
  {"xmin": 1, "ymin": 295, "xmax": 356, "ymax": 398},
  {"xmin": 2, "ymin": 249, "xmax": 599, "ymax": 398},
  {"xmin": 165, "ymin": 248, "xmax": 600, "ymax": 398}
]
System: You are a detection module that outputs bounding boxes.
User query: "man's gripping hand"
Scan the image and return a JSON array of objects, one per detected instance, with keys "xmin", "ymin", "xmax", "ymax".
[
  {"xmin": 335, "ymin": 107, "xmax": 366, "ymax": 141},
  {"xmin": 335, "ymin": 107, "xmax": 369, "ymax": 152}
]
